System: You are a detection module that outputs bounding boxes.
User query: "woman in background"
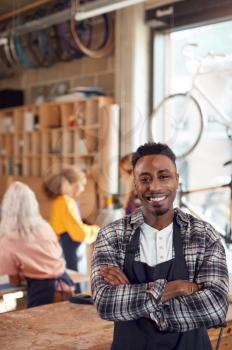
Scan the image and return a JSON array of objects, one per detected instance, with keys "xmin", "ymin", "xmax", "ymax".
[
  {"xmin": 0, "ymin": 181, "xmax": 74, "ymax": 308},
  {"xmin": 43, "ymin": 165, "xmax": 99, "ymax": 272},
  {"xmin": 120, "ymin": 153, "xmax": 141, "ymax": 215}
]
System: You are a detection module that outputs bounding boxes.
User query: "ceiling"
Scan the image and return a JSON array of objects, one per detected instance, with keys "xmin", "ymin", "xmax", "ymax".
[
  {"xmin": 0, "ymin": 0, "xmax": 33, "ymax": 15},
  {"xmin": 0, "ymin": 0, "xmax": 182, "ymax": 27},
  {"xmin": 0, "ymin": 0, "xmax": 58, "ymax": 22}
]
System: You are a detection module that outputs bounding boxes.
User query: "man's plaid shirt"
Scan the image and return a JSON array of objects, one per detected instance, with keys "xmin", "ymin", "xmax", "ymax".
[{"xmin": 91, "ymin": 207, "xmax": 229, "ymax": 332}]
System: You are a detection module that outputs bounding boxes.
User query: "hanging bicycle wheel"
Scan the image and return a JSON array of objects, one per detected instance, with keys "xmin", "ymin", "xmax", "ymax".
[
  {"xmin": 151, "ymin": 93, "xmax": 205, "ymax": 159},
  {"xmin": 70, "ymin": 14, "xmax": 114, "ymax": 59}
]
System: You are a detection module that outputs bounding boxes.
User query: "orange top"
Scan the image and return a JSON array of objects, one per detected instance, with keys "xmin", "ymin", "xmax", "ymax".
[{"xmin": 50, "ymin": 195, "xmax": 99, "ymax": 243}]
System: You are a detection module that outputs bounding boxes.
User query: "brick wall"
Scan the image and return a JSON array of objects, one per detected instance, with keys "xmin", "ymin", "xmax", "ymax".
[
  {"xmin": 0, "ymin": 53, "xmax": 115, "ymax": 104},
  {"xmin": 0, "ymin": 12, "xmax": 116, "ymax": 104}
]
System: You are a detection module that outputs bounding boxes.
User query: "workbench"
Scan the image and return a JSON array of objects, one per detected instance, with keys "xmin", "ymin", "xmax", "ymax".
[{"xmin": 0, "ymin": 301, "xmax": 231, "ymax": 350}]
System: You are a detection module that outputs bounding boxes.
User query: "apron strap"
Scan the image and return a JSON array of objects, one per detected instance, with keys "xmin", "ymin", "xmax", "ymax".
[
  {"xmin": 123, "ymin": 227, "xmax": 140, "ymax": 280},
  {"xmin": 172, "ymin": 218, "xmax": 182, "ymax": 257},
  {"xmin": 172, "ymin": 216, "xmax": 189, "ymax": 280}
]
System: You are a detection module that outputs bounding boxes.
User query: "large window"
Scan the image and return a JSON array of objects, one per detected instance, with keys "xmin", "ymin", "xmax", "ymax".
[
  {"xmin": 152, "ymin": 21, "xmax": 232, "ymax": 265},
  {"xmin": 171, "ymin": 21, "xmax": 232, "ymax": 138}
]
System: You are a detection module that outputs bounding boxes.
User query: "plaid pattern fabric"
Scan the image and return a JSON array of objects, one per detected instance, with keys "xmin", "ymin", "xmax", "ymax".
[{"xmin": 91, "ymin": 207, "xmax": 229, "ymax": 332}]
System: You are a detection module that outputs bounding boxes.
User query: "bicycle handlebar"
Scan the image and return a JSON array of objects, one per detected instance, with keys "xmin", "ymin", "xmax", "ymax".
[
  {"xmin": 224, "ymin": 160, "xmax": 232, "ymax": 167},
  {"xmin": 182, "ymin": 42, "xmax": 198, "ymax": 54},
  {"xmin": 180, "ymin": 199, "xmax": 232, "ymax": 245},
  {"xmin": 182, "ymin": 42, "xmax": 229, "ymax": 66},
  {"xmin": 179, "ymin": 177, "xmax": 232, "ymax": 196}
]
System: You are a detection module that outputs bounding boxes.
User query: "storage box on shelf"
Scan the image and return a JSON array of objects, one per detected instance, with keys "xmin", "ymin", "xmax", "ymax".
[{"xmin": 0, "ymin": 96, "xmax": 114, "ymax": 222}]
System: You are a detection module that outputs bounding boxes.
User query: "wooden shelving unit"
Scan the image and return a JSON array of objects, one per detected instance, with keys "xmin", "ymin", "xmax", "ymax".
[
  {"xmin": 0, "ymin": 96, "xmax": 114, "ymax": 178},
  {"xmin": 0, "ymin": 96, "xmax": 116, "ymax": 223}
]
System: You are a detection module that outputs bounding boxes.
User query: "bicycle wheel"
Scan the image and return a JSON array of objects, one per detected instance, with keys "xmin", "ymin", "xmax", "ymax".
[
  {"xmin": 151, "ymin": 93, "xmax": 205, "ymax": 159},
  {"xmin": 13, "ymin": 16, "xmax": 39, "ymax": 68},
  {"xmin": 27, "ymin": 9, "xmax": 59, "ymax": 68},
  {"xmin": 70, "ymin": 14, "xmax": 114, "ymax": 59}
]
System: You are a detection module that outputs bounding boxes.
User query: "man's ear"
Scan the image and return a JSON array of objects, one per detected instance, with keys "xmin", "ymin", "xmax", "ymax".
[{"xmin": 176, "ymin": 173, "xmax": 179, "ymax": 186}]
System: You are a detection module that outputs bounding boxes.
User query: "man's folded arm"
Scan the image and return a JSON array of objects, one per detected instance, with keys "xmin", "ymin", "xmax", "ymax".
[
  {"xmin": 150, "ymin": 239, "xmax": 229, "ymax": 332},
  {"xmin": 91, "ymin": 228, "xmax": 167, "ymax": 321}
]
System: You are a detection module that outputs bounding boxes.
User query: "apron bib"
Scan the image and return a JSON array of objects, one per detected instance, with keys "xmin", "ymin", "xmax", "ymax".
[{"xmin": 111, "ymin": 218, "xmax": 212, "ymax": 350}]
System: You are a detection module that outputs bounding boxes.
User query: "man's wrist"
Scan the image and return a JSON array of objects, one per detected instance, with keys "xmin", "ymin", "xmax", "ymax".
[{"xmin": 146, "ymin": 279, "xmax": 167, "ymax": 306}]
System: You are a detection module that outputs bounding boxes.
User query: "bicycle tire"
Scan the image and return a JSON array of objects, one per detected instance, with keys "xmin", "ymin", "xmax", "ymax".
[
  {"xmin": 4, "ymin": 24, "xmax": 20, "ymax": 70},
  {"xmin": 70, "ymin": 14, "xmax": 114, "ymax": 59},
  {"xmin": 0, "ymin": 46, "xmax": 15, "ymax": 78},
  {"xmin": 150, "ymin": 93, "xmax": 205, "ymax": 159},
  {"xmin": 3, "ymin": 33, "xmax": 17, "ymax": 68},
  {"xmin": 13, "ymin": 16, "xmax": 40, "ymax": 68},
  {"xmin": 56, "ymin": 0, "xmax": 92, "ymax": 60},
  {"xmin": 27, "ymin": 9, "xmax": 59, "ymax": 68},
  {"xmin": 0, "ymin": 25, "xmax": 17, "ymax": 78},
  {"xmin": 43, "ymin": 1, "xmax": 73, "ymax": 62},
  {"xmin": 57, "ymin": 20, "xmax": 84, "ymax": 59},
  {"xmin": 8, "ymin": 30, "xmax": 22, "ymax": 67}
]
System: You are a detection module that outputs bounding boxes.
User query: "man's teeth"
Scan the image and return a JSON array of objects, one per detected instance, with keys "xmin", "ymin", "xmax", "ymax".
[{"xmin": 149, "ymin": 196, "xmax": 165, "ymax": 202}]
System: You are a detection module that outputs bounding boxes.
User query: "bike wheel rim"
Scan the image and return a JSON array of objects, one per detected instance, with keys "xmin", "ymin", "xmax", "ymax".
[{"xmin": 151, "ymin": 93, "xmax": 205, "ymax": 159}]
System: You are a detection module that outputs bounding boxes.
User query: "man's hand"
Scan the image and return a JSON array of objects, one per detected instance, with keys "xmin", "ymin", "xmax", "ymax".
[
  {"xmin": 162, "ymin": 280, "xmax": 199, "ymax": 303},
  {"xmin": 99, "ymin": 265, "xmax": 129, "ymax": 286}
]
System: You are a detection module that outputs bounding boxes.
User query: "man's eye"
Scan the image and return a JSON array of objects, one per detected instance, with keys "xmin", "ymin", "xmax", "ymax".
[
  {"xmin": 140, "ymin": 178, "xmax": 150, "ymax": 183},
  {"xmin": 160, "ymin": 175, "xmax": 170, "ymax": 180}
]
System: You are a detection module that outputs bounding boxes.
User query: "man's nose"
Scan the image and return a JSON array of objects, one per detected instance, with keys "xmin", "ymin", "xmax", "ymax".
[{"xmin": 149, "ymin": 178, "xmax": 161, "ymax": 191}]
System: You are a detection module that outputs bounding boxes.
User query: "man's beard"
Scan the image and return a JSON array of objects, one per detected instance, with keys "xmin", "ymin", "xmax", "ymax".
[{"xmin": 151, "ymin": 207, "xmax": 169, "ymax": 216}]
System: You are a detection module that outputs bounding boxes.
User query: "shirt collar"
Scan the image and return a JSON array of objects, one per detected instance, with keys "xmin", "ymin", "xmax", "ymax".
[
  {"xmin": 130, "ymin": 206, "xmax": 189, "ymax": 230},
  {"xmin": 130, "ymin": 207, "xmax": 144, "ymax": 227},
  {"xmin": 174, "ymin": 207, "xmax": 189, "ymax": 228}
]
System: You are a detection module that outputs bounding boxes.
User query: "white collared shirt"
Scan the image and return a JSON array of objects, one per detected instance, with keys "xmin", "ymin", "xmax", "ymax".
[{"xmin": 140, "ymin": 222, "xmax": 173, "ymax": 266}]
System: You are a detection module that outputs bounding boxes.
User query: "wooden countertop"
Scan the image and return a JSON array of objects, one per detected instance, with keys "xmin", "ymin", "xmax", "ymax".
[
  {"xmin": 0, "ymin": 301, "xmax": 113, "ymax": 350},
  {"xmin": 0, "ymin": 301, "xmax": 232, "ymax": 350}
]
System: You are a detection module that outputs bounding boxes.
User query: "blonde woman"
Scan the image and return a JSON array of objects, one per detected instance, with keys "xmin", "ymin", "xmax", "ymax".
[
  {"xmin": 0, "ymin": 181, "xmax": 74, "ymax": 308},
  {"xmin": 43, "ymin": 165, "xmax": 99, "ymax": 272}
]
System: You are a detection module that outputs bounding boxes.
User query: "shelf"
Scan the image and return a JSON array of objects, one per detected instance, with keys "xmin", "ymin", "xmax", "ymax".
[
  {"xmin": 23, "ymin": 154, "xmax": 42, "ymax": 158},
  {"xmin": 79, "ymin": 123, "xmax": 100, "ymax": 130},
  {"xmin": 0, "ymin": 96, "xmax": 113, "ymax": 177},
  {"xmin": 62, "ymin": 153, "xmax": 97, "ymax": 158}
]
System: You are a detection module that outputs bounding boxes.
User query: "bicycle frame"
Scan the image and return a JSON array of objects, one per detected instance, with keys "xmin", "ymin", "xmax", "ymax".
[
  {"xmin": 179, "ymin": 177, "xmax": 232, "ymax": 245},
  {"xmin": 187, "ymin": 56, "xmax": 232, "ymax": 130},
  {"xmin": 192, "ymin": 79, "xmax": 232, "ymax": 129}
]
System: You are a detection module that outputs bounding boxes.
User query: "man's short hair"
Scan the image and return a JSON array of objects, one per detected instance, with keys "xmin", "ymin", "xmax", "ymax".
[{"xmin": 132, "ymin": 142, "xmax": 176, "ymax": 168}]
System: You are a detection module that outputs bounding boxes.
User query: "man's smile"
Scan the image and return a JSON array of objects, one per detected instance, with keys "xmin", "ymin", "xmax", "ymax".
[{"xmin": 144, "ymin": 193, "xmax": 168, "ymax": 204}]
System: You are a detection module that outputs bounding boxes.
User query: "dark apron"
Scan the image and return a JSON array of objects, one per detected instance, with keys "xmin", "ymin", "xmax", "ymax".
[{"xmin": 111, "ymin": 219, "xmax": 212, "ymax": 350}]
